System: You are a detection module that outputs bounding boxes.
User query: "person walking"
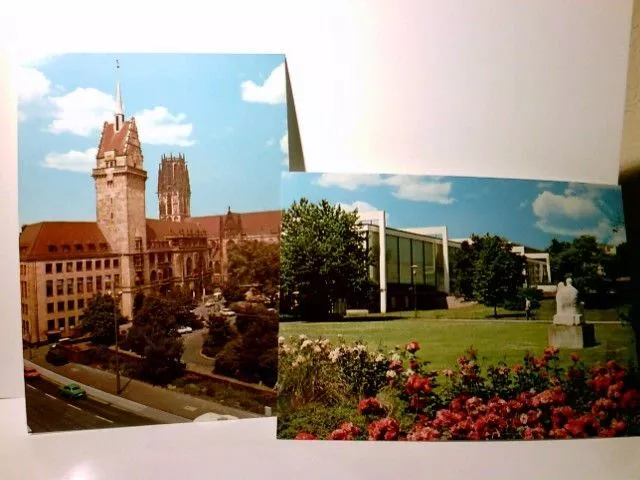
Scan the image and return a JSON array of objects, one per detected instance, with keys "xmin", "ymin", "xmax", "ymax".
[{"xmin": 525, "ymin": 298, "xmax": 531, "ymax": 320}]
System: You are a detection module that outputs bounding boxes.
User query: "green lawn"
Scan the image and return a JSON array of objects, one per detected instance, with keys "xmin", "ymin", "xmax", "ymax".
[
  {"xmin": 361, "ymin": 299, "xmax": 621, "ymax": 322},
  {"xmin": 280, "ymin": 316, "xmax": 637, "ymax": 372}
]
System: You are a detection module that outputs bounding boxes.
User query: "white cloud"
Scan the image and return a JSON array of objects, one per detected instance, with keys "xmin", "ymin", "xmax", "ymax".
[
  {"xmin": 265, "ymin": 138, "xmax": 276, "ymax": 147},
  {"xmin": 15, "ymin": 66, "xmax": 51, "ymax": 103},
  {"xmin": 42, "ymin": 147, "xmax": 97, "ymax": 173},
  {"xmin": 135, "ymin": 107, "xmax": 195, "ymax": 147},
  {"xmin": 338, "ymin": 200, "xmax": 379, "ymax": 213},
  {"xmin": 610, "ymin": 226, "xmax": 627, "ymax": 246},
  {"xmin": 386, "ymin": 175, "xmax": 454, "ymax": 204},
  {"xmin": 519, "ymin": 200, "xmax": 528, "ymax": 209},
  {"xmin": 46, "ymin": 88, "xmax": 195, "ymax": 146},
  {"xmin": 535, "ymin": 217, "xmax": 613, "ymax": 241},
  {"xmin": 240, "ymin": 62, "xmax": 285, "ymax": 105},
  {"xmin": 532, "ymin": 191, "xmax": 599, "ymax": 219},
  {"xmin": 536, "ymin": 181, "xmax": 554, "ymax": 189},
  {"xmin": 47, "ymin": 87, "xmax": 114, "ymax": 136},
  {"xmin": 280, "ymin": 131, "xmax": 289, "ymax": 165},
  {"xmin": 316, "ymin": 173, "xmax": 386, "ymax": 191},
  {"xmin": 316, "ymin": 173, "xmax": 454, "ymax": 204}
]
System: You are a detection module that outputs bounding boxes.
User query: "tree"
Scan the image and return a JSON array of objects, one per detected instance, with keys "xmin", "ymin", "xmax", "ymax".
[
  {"xmin": 450, "ymin": 240, "xmax": 478, "ymax": 300},
  {"xmin": 471, "ymin": 234, "xmax": 526, "ymax": 318},
  {"xmin": 125, "ymin": 294, "xmax": 185, "ymax": 384},
  {"xmin": 202, "ymin": 314, "xmax": 235, "ymax": 357},
  {"xmin": 227, "ymin": 240, "xmax": 280, "ymax": 299},
  {"xmin": 281, "ymin": 198, "xmax": 373, "ymax": 320},
  {"xmin": 79, "ymin": 294, "xmax": 126, "ymax": 345},
  {"xmin": 165, "ymin": 288, "xmax": 196, "ymax": 326},
  {"xmin": 546, "ymin": 235, "xmax": 609, "ymax": 297}
]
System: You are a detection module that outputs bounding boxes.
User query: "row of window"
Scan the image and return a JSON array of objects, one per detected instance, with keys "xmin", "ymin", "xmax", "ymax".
[
  {"xmin": 45, "ymin": 258, "xmax": 120, "ymax": 275},
  {"xmin": 46, "ymin": 274, "xmax": 120, "ymax": 297},
  {"xmin": 20, "ymin": 265, "xmax": 27, "ymax": 276},
  {"xmin": 48, "ymin": 243, "xmax": 109, "ymax": 253},
  {"xmin": 47, "ymin": 298, "xmax": 86, "ymax": 314},
  {"xmin": 47, "ymin": 316, "xmax": 77, "ymax": 332}
]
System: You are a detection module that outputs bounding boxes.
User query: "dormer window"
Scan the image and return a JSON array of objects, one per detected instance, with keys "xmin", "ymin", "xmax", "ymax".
[
  {"xmin": 75, "ymin": 244, "xmax": 84, "ymax": 252},
  {"xmin": 88, "ymin": 243, "xmax": 96, "ymax": 252},
  {"xmin": 48, "ymin": 245, "xmax": 57, "ymax": 253},
  {"xmin": 62, "ymin": 244, "xmax": 70, "ymax": 253},
  {"xmin": 100, "ymin": 243, "xmax": 109, "ymax": 251}
]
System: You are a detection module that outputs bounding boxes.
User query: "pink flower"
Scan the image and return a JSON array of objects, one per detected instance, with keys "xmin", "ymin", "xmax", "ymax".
[
  {"xmin": 327, "ymin": 422, "xmax": 361, "ymax": 440},
  {"xmin": 295, "ymin": 432, "xmax": 317, "ymax": 440},
  {"xmin": 357, "ymin": 397, "xmax": 386, "ymax": 417},
  {"xmin": 570, "ymin": 352, "xmax": 580, "ymax": 363},
  {"xmin": 368, "ymin": 418, "xmax": 400, "ymax": 441},
  {"xmin": 406, "ymin": 341, "xmax": 421, "ymax": 354}
]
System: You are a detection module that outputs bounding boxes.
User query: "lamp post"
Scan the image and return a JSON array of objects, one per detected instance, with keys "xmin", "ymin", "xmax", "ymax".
[
  {"xmin": 109, "ymin": 289, "xmax": 122, "ymax": 395},
  {"xmin": 411, "ymin": 265, "xmax": 418, "ymax": 318}
]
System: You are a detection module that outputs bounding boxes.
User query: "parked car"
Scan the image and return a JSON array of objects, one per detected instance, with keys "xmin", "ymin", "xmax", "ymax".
[
  {"xmin": 23, "ymin": 366, "xmax": 40, "ymax": 379},
  {"xmin": 45, "ymin": 348, "xmax": 68, "ymax": 366},
  {"xmin": 193, "ymin": 412, "xmax": 238, "ymax": 422},
  {"xmin": 177, "ymin": 326, "xmax": 193, "ymax": 334},
  {"xmin": 59, "ymin": 382, "xmax": 86, "ymax": 399}
]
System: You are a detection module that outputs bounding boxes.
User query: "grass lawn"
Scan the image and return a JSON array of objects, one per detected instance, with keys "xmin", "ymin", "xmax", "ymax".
[
  {"xmin": 362, "ymin": 299, "xmax": 622, "ymax": 322},
  {"xmin": 280, "ymin": 316, "xmax": 637, "ymax": 372}
]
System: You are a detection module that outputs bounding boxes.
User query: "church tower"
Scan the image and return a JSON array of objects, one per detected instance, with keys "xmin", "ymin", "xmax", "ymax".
[
  {"xmin": 92, "ymin": 60, "xmax": 148, "ymax": 318},
  {"xmin": 157, "ymin": 153, "xmax": 191, "ymax": 221}
]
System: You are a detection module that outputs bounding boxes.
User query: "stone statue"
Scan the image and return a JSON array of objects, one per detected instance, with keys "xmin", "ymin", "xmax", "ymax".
[{"xmin": 553, "ymin": 277, "xmax": 583, "ymax": 325}]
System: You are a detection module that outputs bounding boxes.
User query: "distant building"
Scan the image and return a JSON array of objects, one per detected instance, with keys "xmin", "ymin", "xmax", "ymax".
[
  {"xmin": 357, "ymin": 210, "xmax": 552, "ymax": 314},
  {"xmin": 19, "ymin": 64, "xmax": 280, "ymax": 345}
]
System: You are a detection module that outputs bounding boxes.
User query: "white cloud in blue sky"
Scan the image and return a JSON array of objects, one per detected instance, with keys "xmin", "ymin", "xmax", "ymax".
[
  {"xmin": 18, "ymin": 53, "xmax": 287, "ymax": 224},
  {"xmin": 284, "ymin": 173, "xmax": 626, "ymax": 249}
]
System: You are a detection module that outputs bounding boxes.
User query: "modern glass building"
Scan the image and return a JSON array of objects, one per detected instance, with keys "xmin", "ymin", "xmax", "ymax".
[{"xmin": 358, "ymin": 210, "xmax": 551, "ymax": 313}]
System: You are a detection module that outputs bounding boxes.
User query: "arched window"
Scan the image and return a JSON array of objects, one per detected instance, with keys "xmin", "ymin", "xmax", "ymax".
[{"xmin": 186, "ymin": 257, "xmax": 193, "ymax": 276}]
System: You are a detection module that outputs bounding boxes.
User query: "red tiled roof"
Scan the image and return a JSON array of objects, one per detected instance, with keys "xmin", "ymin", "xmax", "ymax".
[
  {"xmin": 189, "ymin": 209, "xmax": 282, "ymax": 238},
  {"xmin": 19, "ymin": 222, "xmax": 114, "ymax": 261},
  {"xmin": 146, "ymin": 219, "xmax": 208, "ymax": 240},
  {"xmin": 97, "ymin": 119, "xmax": 135, "ymax": 158}
]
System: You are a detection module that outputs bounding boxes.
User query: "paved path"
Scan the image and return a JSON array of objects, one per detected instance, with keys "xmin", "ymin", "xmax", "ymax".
[
  {"xmin": 182, "ymin": 330, "xmax": 211, "ymax": 368},
  {"xmin": 27, "ymin": 347, "xmax": 262, "ymax": 421}
]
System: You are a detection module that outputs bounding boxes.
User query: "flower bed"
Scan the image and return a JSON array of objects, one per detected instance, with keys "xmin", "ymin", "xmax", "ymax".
[{"xmin": 277, "ymin": 335, "xmax": 640, "ymax": 441}]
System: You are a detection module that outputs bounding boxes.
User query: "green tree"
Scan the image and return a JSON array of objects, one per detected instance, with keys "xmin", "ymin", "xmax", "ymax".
[
  {"xmin": 281, "ymin": 198, "xmax": 373, "ymax": 319},
  {"xmin": 450, "ymin": 240, "xmax": 478, "ymax": 300},
  {"xmin": 125, "ymin": 294, "xmax": 185, "ymax": 384},
  {"xmin": 165, "ymin": 288, "xmax": 196, "ymax": 326},
  {"xmin": 546, "ymin": 235, "xmax": 608, "ymax": 296},
  {"xmin": 202, "ymin": 314, "xmax": 235, "ymax": 357},
  {"xmin": 80, "ymin": 294, "xmax": 126, "ymax": 345},
  {"xmin": 227, "ymin": 240, "xmax": 280, "ymax": 298},
  {"xmin": 471, "ymin": 234, "xmax": 526, "ymax": 318}
]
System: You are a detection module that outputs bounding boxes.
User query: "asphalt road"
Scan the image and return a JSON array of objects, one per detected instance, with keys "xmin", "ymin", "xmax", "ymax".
[{"xmin": 25, "ymin": 377, "xmax": 159, "ymax": 433}]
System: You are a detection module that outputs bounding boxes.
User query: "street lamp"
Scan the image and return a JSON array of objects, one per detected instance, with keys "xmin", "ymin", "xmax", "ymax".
[
  {"xmin": 109, "ymin": 288, "xmax": 122, "ymax": 395},
  {"xmin": 411, "ymin": 265, "xmax": 418, "ymax": 318}
]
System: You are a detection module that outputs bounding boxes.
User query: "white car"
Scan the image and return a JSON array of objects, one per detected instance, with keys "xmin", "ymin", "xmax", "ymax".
[
  {"xmin": 177, "ymin": 326, "xmax": 193, "ymax": 334},
  {"xmin": 221, "ymin": 309, "xmax": 235, "ymax": 317}
]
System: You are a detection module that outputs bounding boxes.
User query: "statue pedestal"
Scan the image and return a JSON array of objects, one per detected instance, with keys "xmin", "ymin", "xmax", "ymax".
[
  {"xmin": 548, "ymin": 324, "xmax": 596, "ymax": 350},
  {"xmin": 553, "ymin": 314, "xmax": 583, "ymax": 326}
]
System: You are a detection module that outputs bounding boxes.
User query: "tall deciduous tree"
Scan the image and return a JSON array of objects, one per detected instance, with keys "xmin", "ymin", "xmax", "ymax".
[
  {"xmin": 80, "ymin": 294, "xmax": 126, "ymax": 345},
  {"xmin": 450, "ymin": 241, "xmax": 477, "ymax": 300},
  {"xmin": 125, "ymin": 294, "xmax": 185, "ymax": 384},
  {"xmin": 227, "ymin": 240, "xmax": 280, "ymax": 298},
  {"xmin": 281, "ymin": 198, "xmax": 373, "ymax": 319},
  {"xmin": 471, "ymin": 234, "xmax": 526, "ymax": 318}
]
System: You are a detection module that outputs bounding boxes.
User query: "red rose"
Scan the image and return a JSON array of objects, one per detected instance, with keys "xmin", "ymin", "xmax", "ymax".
[
  {"xmin": 406, "ymin": 341, "xmax": 420, "ymax": 354},
  {"xmin": 407, "ymin": 425, "xmax": 441, "ymax": 441},
  {"xmin": 368, "ymin": 418, "xmax": 400, "ymax": 441},
  {"xmin": 620, "ymin": 389, "xmax": 640, "ymax": 409},
  {"xmin": 389, "ymin": 359, "xmax": 403, "ymax": 371},
  {"xmin": 512, "ymin": 363, "xmax": 523, "ymax": 373},
  {"xmin": 295, "ymin": 432, "xmax": 317, "ymax": 440},
  {"xmin": 570, "ymin": 352, "xmax": 580, "ymax": 363},
  {"xmin": 357, "ymin": 397, "xmax": 386, "ymax": 416}
]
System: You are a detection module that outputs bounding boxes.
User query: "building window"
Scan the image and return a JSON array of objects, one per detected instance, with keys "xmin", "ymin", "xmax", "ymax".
[
  {"xmin": 135, "ymin": 237, "xmax": 142, "ymax": 251},
  {"xmin": 47, "ymin": 303, "xmax": 54, "ymax": 314},
  {"xmin": 96, "ymin": 260, "xmax": 102, "ymax": 270},
  {"xmin": 47, "ymin": 319, "xmax": 55, "ymax": 331},
  {"xmin": 78, "ymin": 299, "xmax": 85, "ymax": 310},
  {"xmin": 67, "ymin": 300, "xmax": 75, "ymax": 310},
  {"xmin": 75, "ymin": 244, "xmax": 83, "ymax": 252},
  {"xmin": 96, "ymin": 276, "xmax": 102, "ymax": 292},
  {"xmin": 48, "ymin": 245, "xmax": 57, "ymax": 253},
  {"xmin": 57, "ymin": 301, "xmax": 64, "ymax": 312},
  {"xmin": 66, "ymin": 262, "xmax": 73, "ymax": 273},
  {"xmin": 150, "ymin": 253, "xmax": 155, "ymax": 264},
  {"xmin": 62, "ymin": 244, "xmax": 70, "ymax": 253},
  {"xmin": 77, "ymin": 278, "xmax": 84, "ymax": 294},
  {"xmin": 105, "ymin": 259, "xmax": 111, "ymax": 269},
  {"xmin": 69, "ymin": 316, "xmax": 76, "ymax": 328},
  {"xmin": 45, "ymin": 263, "xmax": 52, "ymax": 274},
  {"xmin": 107, "ymin": 180, "xmax": 113, "ymax": 187},
  {"xmin": 67, "ymin": 278, "xmax": 73, "ymax": 295},
  {"xmin": 56, "ymin": 279, "xmax": 64, "ymax": 295},
  {"xmin": 58, "ymin": 318, "xmax": 65, "ymax": 330},
  {"xmin": 88, "ymin": 243, "xmax": 96, "ymax": 252},
  {"xmin": 46, "ymin": 280, "xmax": 53, "ymax": 297},
  {"xmin": 86, "ymin": 277, "xmax": 93, "ymax": 293},
  {"xmin": 104, "ymin": 275, "xmax": 111, "ymax": 291},
  {"xmin": 114, "ymin": 274, "xmax": 120, "ymax": 288},
  {"xmin": 86, "ymin": 260, "xmax": 92, "ymax": 271},
  {"xmin": 113, "ymin": 259, "xmax": 120, "ymax": 268},
  {"xmin": 56, "ymin": 263, "xmax": 63, "ymax": 273}
]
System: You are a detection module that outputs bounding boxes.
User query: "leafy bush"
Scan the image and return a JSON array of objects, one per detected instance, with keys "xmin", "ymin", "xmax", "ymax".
[{"xmin": 203, "ymin": 314, "xmax": 234, "ymax": 357}]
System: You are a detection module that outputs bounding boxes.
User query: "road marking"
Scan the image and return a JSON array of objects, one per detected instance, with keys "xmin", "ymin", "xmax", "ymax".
[
  {"xmin": 95, "ymin": 415, "xmax": 114, "ymax": 424},
  {"xmin": 183, "ymin": 405, "xmax": 197, "ymax": 412},
  {"xmin": 26, "ymin": 384, "xmax": 36, "ymax": 391},
  {"xmin": 67, "ymin": 403, "xmax": 83, "ymax": 412},
  {"xmin": 45, "ymin": 393, "xmax": 57, "ymax": 400}
]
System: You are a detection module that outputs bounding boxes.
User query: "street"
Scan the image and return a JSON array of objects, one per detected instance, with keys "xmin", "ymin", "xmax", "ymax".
[
  {"xmin": 181, "ymin": 330, "xmax": 211, "ymax": 368},
  {"xmin": 25, "ymin": 377, "xmax": 159, "ymax": 433}
]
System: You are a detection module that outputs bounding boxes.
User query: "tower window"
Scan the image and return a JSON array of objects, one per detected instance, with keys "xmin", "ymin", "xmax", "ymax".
[
  {"xmin": 107, "ymin": 180, "xmax": 113, "ymax": 187},
  {"xmin": 135, "ymin": 237, "xmax": 142, "ymax": 251}
]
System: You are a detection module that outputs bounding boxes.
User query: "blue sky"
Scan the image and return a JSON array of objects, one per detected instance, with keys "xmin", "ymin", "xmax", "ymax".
[
  {"xmin": 17, "ymin": 53, "xmax": 287, "ymax": 224},
  {"xmin": 282, "ymin": 173, "xmax": 627, "ymax": 250}
]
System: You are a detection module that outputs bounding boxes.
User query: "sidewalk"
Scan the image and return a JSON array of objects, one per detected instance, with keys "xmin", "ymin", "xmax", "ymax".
[{"xmin": 27, "ymin": 347, "xmax": 262, "ymax": 421}]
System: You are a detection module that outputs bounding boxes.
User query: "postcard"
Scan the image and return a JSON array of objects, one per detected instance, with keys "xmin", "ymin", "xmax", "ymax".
[
  {"xmin": 277, "ymin": 172, "xmax": 639, "ymax": 441},
  {"xmin": 18, "ymin": 53, "xmax": 285, "ymax": 433}
]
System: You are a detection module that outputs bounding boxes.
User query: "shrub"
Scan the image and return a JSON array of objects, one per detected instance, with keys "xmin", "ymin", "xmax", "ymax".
[{"xmin": 203, "ymin": 314, "xmax": 235, "ymax": 357}]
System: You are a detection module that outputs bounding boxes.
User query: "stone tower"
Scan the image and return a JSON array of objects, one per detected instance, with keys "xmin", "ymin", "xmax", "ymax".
[
  {"xmin": 157, "ymin": 153, "xmax": 191, "ymax": 221},
  {"xmin": 92, "ymin": 60, "xmax": 148, "ymax": 318}
]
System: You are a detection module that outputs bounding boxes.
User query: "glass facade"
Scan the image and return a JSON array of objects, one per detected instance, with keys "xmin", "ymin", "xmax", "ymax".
[
  {"xmin": 386, "ymin": 234, "xmax": 399, "ymax": 283},
  {"xmin": 382, "ymin": 231, "xmax": 444, "ymax": 288}
]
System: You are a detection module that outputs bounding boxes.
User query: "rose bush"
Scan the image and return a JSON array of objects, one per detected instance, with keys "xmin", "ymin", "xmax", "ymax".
[{"xmin": 277, "ymin": 336, "xmax": 640, "ymax": 441}]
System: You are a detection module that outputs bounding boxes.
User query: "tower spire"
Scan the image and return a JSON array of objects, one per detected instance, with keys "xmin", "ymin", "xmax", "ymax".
[{"xmin": 114, "ymin": 59, "xmax": 125, "ymax": 130}]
